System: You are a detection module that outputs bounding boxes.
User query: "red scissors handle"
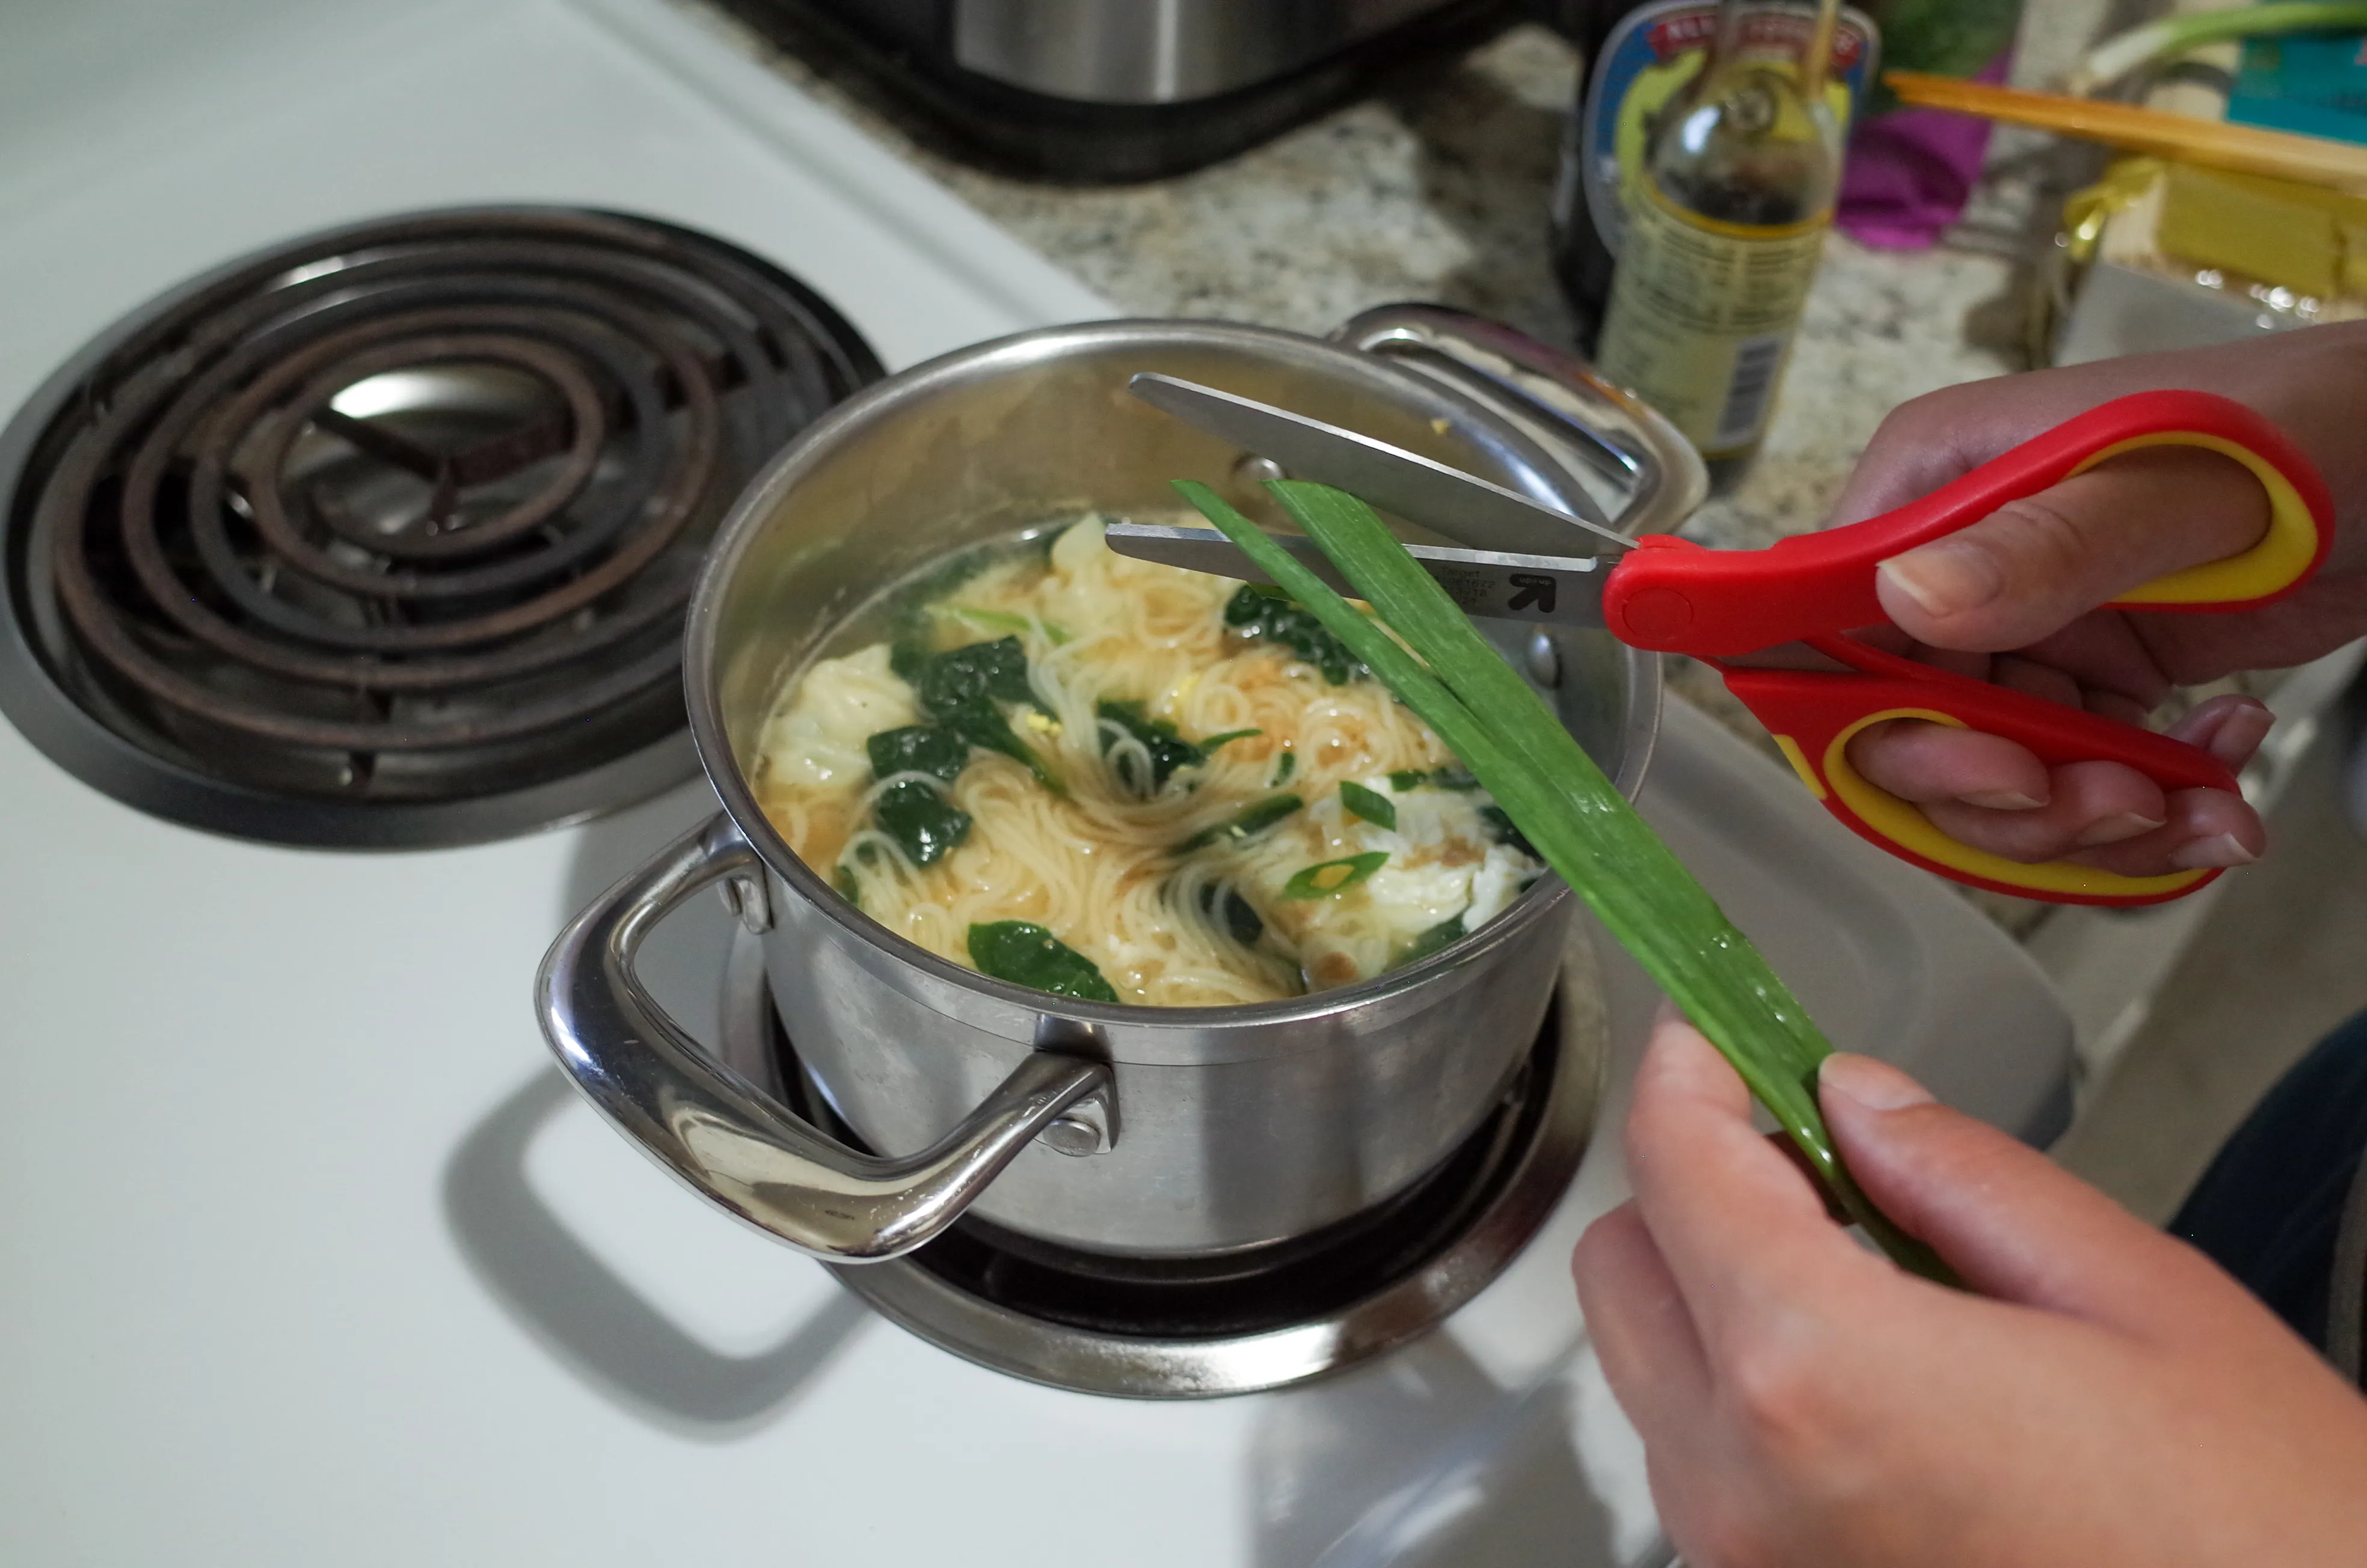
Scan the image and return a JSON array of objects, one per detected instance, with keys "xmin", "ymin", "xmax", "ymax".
[
  {"xmin": 1603, "ymin": 390, "xmax": 2333, "ymax": 657},
  {"xmin": 1600, "ymin": 390, "xmax": 2334, "ymax": 907}
]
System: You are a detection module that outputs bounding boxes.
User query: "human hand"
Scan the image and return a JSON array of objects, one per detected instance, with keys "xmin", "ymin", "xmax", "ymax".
[
  {"xmin": 1573, "ymin": 1015, "xmax": 2367, "ymax": 1567},
  {"xmin": 1832, "ymin": 323, "xmax": 2367, "ymax": 878}
]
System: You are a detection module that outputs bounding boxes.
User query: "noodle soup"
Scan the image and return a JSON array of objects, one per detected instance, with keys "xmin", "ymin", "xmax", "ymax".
[{"xmin": 754, "ymin": 519, "xmax": 1543, "ymax": 1006}]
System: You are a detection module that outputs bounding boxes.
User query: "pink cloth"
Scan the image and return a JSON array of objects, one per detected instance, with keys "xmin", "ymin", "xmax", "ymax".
[{"xmin": 1837, "ymin": 51, "xmax": 2010, "ymax": 250}]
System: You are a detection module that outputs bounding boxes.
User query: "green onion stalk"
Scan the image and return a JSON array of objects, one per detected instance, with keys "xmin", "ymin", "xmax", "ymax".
[
  {"xmin": 2072, "ymin": 3, "xmax": 2367, "ymax": 95},
  {"xmin": 1177, "ymin": 478, "xmax": 1951, "ymax": 1283}
]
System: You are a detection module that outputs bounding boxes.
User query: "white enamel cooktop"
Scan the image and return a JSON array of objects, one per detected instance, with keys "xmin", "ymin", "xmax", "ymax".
[{"xmin": 0, "ymin": 3, "xmax": 2070, "ymax": 1561}]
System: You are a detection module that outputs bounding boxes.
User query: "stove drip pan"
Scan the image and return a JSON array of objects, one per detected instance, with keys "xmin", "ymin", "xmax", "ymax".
[
  {"xmin": 0, "ymin": 207, "xmax": 880, "ymax": 847},
  {"xmin": 716, "ymin": 934, "xmax": 1604, "ymax": 1398}
]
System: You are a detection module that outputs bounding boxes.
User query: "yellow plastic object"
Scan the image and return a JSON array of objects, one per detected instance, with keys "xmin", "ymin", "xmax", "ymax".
[
  {"xmin": 2078, "ymin": 431, "xmax": 2327, "ymax": 604},
  {"xmin": 2063, "ymin": 157, "xmax": 2166, "ymax": 265},
  {"xmin": 2157, "ymin": 161, "xmax": 2367, "ymax": 298},
  {"xmin": 1813, "ymin": 710, "xmax": 2214, "ymax": 902}
]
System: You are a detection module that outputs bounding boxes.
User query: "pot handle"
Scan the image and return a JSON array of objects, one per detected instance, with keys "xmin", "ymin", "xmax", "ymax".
[
  {"xmin": 536, "ymin": 813, "xmax": 1113, "ymax": 1263},
  {"xmin": 1331, "ymin": 303, "xmax": 1708, "ymax": 539}
]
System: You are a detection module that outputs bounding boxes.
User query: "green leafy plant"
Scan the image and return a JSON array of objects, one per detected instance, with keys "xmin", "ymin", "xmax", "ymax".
[
  {"xmin": 966, "ymin": 920, "xmax": 1118, "ymax": 1002},
  {"xmin": 1223, "ymin": 584, "xmax": 1362, "ymax": 684},
  {"xmin": 866, "ymin": 724, "xmax": 972, "ymax": 785},
  {"xmin": 872, "ymin": 780, "xmax": 972, "ymax": 866},
  {"xmin": 1176, "ymin": 477, "xmax": 1948, "ymax": 1281},
  {"xmin": 894, "ymin": 635, "xmax": 1060, "ymax": 791},
  {"xmin": 1174, "ymin": 792, "xmax": 1304, "ymax": 854}
]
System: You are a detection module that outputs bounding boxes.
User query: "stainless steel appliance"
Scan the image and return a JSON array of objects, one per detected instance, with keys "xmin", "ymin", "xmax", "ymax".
[{"xmin": 713, "ymin": 0, "xmax": 1517, "ymax": 178}]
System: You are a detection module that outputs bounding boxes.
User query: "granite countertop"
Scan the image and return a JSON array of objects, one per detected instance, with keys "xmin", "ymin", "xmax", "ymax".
[
  {"xmin": 676, "ymin": 0, "xmax": 2120, "ymax": 930},
  {"xmin": 677, "ymin": 2, "xmax": 2110, "ymax": 544}
]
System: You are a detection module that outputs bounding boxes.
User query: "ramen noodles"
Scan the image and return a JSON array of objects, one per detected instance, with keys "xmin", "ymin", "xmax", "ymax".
[{"xmin": 753, "ymin": 519, "xmax": 1543, "ymax": 1006}]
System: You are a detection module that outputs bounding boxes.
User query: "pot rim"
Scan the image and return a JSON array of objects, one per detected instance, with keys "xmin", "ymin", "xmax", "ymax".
[{"xmin": 684, "ymin": 316, "xmax": 1657, "ymax": 1035}]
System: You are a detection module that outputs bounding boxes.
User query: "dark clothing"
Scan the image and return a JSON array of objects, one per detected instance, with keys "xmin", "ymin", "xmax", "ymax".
[{"xmin": 2173, "ymin": 1009, "xmax": 2367, "ymax": 1386}]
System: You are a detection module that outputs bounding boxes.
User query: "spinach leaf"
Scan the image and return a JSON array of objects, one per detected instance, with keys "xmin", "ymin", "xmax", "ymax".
[
  {"xmin": 966, "ymin": 921, "xmax": 1119, "ymax": 1003},
  {"xmin": 912, "ymin": 635, "xmax": 1035, "ymax": 712},
  {"xmin": 1097, "ymin": 699, "xmax": 1204, "ymax": 794},
  {"xmin": 833, "ymin": 863, "xmax": 864, "ymax": 910},
  {"xmin": 1281, "ymin": 851, "xmax": 1390, "ymax": 899},
  {"xmin": 1395, "ymin": 913, "xmax": 1467, "ymax": 968},
  {"xmin": 947, "ymin": 706, "xmax": 1060, "ymax": 789},
  {"xmin": 1339, "ymin": 780, "xmax": 1397, "ymax": 830},
  {"xmin": 866, "ymin": 724, "xmax": 971, "ymax": 784},
  {"xmin": 1479, "ymin": 803, "xmax": 1537, "ymax": 860},
  {"xmin": 1196, "ymin": 882, "xmax": 1264, "ymax": 946},
  {"xmin": 1223, "ymin": 584, "xmax": 1362, "ymax": 685},
  {"xmin": 1388, "ymin": 765, "xmax": 1481, "ymax": 792},
  {"xmin": 898, "ymin": 636, "xmax": 1060, "ymax": 791},
  {"xmin": 874, "ymin": 779, "xmax": 973, "ymax": 866},
  {"xmin": 1174, "ymin": 792, "xmax": 1303, "ymax": 854}
]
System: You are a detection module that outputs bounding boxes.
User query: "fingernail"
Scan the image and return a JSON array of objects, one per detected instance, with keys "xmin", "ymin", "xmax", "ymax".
[
  {"xmin": 1956, "ymin": 788, "xmax": 2046, "ymax": 810},
  {"xmin": 1820, "ymin": 1052, "xmax": 1936, "ymax": 1113},
  {"xmin": 2209, "ymin": 703, "xmax": 2273, "ymax": 768},
  {"xmin": 1877, "ymin": 540, "xmax": 2004, "ymax": 618},
  {"xmin": 2170, "ymin": 833, "xmax": 2258, "ymax": 870},
  {"xmin": 2074, "ymin": 810, "xmax": 2167, "ymax": 848}
]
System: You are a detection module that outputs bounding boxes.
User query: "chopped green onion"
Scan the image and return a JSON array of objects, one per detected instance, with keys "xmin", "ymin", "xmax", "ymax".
[
  {"xmin": 1200, "ymin": 727, "xmax": 1263, "ymax": 750},
  {"xmin": 1339, "ymin": 780, "xmax": 1397, "ymax": 830},
  {"xmin": 938, "ymin": 604, "xmax": 1073, "ymax": 645},
  {"xmin": 1175, "ymin": 477, "xmax": 1946, "ymax": 1281},
  {"xmin": 1282, "ymin": 850, "xmax": 1389, "ymax": 899},
  {"xmin": 1270, "ymin": 750, "xmax": 1298, "ymax": 786}
]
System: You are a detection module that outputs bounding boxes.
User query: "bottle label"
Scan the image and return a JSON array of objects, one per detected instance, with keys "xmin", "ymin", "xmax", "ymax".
[
  {"xmin": 1578, "ymin": 2, "xmax": 1877, "ymax": 259},
  {"xmin": 1594, "ymin": 183, "xmax": 1825, "ymax": 456}
]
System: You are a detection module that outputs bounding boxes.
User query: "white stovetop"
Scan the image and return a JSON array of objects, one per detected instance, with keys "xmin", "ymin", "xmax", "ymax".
[{"xmin": 0, "ymin": 4, "xmax": 2071, "ymax": 1563}]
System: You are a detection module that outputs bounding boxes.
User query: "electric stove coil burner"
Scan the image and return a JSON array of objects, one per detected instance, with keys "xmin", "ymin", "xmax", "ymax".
[
  {"xmin": 715, "ymin": 934, "xmax": 1606, "ymax": 1399},
  {"xmin": 0, "ymin": 207, "xmax": 880, "ymax": 846}
]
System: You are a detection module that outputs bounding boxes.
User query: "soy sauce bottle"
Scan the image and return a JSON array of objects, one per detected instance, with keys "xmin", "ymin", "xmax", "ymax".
[
  {"xmin": 1588, "ymin": 0, "xmax": 1843, "ymax": 489},
  {"xmin": 1547, "ymin": 0, "xmax": 1651, "ymax": 352}
]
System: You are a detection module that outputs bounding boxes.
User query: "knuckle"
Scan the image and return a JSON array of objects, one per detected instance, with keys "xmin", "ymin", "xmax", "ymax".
[
  {"xmin": 1721, "ymin": 1324, "xmax": 1835, "ymax": 1463},
  {"xmin": 1973, "ymin": 495, "xmax": 2099, "ymax": 607},
  {"xmin": 1865, "ymin": 395, "xmax": 1948, "ymax": 452}
]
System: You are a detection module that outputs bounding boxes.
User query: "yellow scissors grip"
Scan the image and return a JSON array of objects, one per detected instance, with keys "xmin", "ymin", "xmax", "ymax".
[{"xmin": 2081, "ymin": 430, "xmax": 2327, "ymax": 608}]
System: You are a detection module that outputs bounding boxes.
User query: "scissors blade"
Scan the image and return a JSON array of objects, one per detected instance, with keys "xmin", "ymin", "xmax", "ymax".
[
  {"xmin": 1127, "ymin": 373, "xmax": 1633, "ymax": 557},
  {"xmin": 1099, "ymin": 522, "xmax": 1612, "ymax": 628}
]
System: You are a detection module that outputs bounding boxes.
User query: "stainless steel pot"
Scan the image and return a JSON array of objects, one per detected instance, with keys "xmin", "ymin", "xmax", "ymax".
[{"xmin": 538, "ymin": 305, "xmax": 1703, "ymax": 1264}]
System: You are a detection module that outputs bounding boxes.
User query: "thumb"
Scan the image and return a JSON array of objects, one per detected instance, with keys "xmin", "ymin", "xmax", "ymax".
[
  {"xmin": 1817, "ymin": 1053, "xmax": 2232, "ymax": 1334},
  {"xmin": 1872, "ymin": 446, "xmax": 2270, "ymax": 652}
]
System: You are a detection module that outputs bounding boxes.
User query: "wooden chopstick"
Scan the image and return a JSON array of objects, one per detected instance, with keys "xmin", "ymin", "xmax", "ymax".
[{"xmin": 1885, "ymin": 70, "xmax": 2367, "ymax": 194}]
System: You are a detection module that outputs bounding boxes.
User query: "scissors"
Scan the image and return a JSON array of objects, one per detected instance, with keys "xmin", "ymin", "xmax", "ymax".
[{"xmin": 1104, "ymin": 372, "xmax": 2334, "ymax": 907}]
